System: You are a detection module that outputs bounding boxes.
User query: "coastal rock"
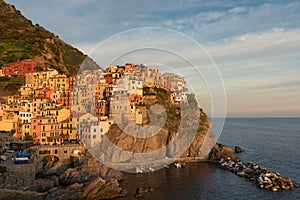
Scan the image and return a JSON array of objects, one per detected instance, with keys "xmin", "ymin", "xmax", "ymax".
[
  {"xmin": 79, "ymin": 157, "xmax": 124, "ymax": 181},
  {"xmin": 102, "ymin": 102, "xmax": 214, "ymax": 163},
  {"xmin": 35, "ymin": 155, "xmax": 69, "ymax": 177},
  {"xmin": 135, "ymin": 187, "xmax": 154, "ymax": 198},
  {"xmin": 209, "ymin": 143, "xmax": 237, "ymax": 161},
  {"xmin": 34, "ymin": 179, "xmax": 55, "ymax": 193},
  {"xmin": 45, "ymin": 188, "xmax": 76, "ymax": 200},
  {"xmin": 67, "ymin": 183, "xmax": 84, "ymax": 190},
  {"xmin": 219, "ymin": 159, "xmax": 299, "ymax": 192},
  {"xmin": 49, "ymin": 175, "xmax": 59, "ymax": 186},
  {"xmin": 59, "ymin": 167, "xmax": 90, "ymax": 185},
  {"xmin": 235, "ymin": 146, "xmax": 245, "ymax": 153},
  {"xmin": 59, "ymin": 157, "xmax": 124, "ymax": 186},
  {"xmin": 48, "ymin": 187, "xmax": 57, "ymax": 193},
  {"xmin": 35, "ymin": 155, "xmax": 59, "ymax": 175},
  {"xmin": 0, "ymin": 189, "xmax": 46, "ymax": 200},
  {"xmin": 78, "ymin": 178, "xmax": 127, "ymax": 200}
]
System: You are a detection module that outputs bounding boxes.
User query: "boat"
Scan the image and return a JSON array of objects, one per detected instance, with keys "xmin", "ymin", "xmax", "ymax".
[
  {"xmin": 16, "ymin": 153, "xmax": 31, "ymax": 159},
  {"xmin": 14, "ymin": 157, "xmax": 29, "ymax": 164},
  {"xmin": 136, "ymin": 167, "xmax": 143, "ymax": 173},
  {"xmin": 148, "ymin": 167, "xmax": 155, "ymax": 172},
  {"xmin": 174, "ymin": 162, "xmax": 182, "ymax": 168}
]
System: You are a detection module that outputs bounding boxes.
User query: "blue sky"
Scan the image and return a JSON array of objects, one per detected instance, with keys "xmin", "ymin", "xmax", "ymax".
[{"xmin": 6, "ymin": 0, "xmax": 300, "ymax": 117}]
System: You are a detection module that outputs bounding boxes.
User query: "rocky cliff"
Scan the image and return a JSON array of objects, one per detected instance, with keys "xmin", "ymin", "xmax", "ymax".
[{"xmin": 95, "ymin": 87, "xmax": 215, "ymax": 166}]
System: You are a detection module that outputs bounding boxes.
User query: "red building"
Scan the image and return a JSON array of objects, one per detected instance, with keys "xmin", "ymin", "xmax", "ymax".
[
  {"xmin": 105, "ymin": 74, "xmax": 113, "ymax": 84},
  {"xmin": 2, "ymin": 58, "xmax": 44, "ymax": 75},
  {"xmin": 130, "ymin": 93, "xmax": 144, "ymax": 105}
]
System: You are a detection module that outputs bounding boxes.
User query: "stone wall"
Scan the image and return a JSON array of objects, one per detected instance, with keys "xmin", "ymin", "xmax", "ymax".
[{"xmin": 33, "ymin": 144, "xmax": 84, "ymax": 161}]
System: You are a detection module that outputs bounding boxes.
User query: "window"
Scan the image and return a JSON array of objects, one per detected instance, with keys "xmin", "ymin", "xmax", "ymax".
[{"xmin": 94, "ymin": 129, "xmax": 96, "ymax": 132}]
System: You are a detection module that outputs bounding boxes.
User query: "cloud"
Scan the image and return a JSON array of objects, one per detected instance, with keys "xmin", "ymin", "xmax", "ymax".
[
  {"xmin": 7, "ymin": 0, "xmax": 300, "ymax": 44},
  {"xmin": 159, "ymin": 1, "xmax": 300, "ymax": 42},
  {"xmin": 5, "ymin": 0, "xmax": 300, "ymax": 116},
  {"xmin": 74, "ymin": 27, "xmax": 300, "ymax": 117}
]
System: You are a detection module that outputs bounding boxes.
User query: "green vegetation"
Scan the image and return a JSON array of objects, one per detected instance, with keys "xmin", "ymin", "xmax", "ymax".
[
  {"xmin": 26, "ymin": 148, "xmax": 37, "ymax": 155},
  {"xmin": 23, "ymin": 133, "xmax": 33, "ymax": 141},
  {"xmin": 9, "ymin": 129, "xmax": 16, "ymax": 137},
  {"xmin": 0, "ymin": 0, "xmax": 99, "ymax": 75},
  {"xmin": 0, "ymin": 75, "xmax": 24, "ymax": 96},
  {"xmin": 42, "ymin": 155, "xmax": 52, "ymax": 164},
  {"xmin": 143, "ymin": 86, "xmax": 155, "ymax": 95}
]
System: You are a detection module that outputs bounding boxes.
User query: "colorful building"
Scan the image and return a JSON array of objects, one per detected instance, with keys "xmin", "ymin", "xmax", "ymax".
[{"xmin": 1, "ymin": 58, "xmax": 44, "ymax": 75}]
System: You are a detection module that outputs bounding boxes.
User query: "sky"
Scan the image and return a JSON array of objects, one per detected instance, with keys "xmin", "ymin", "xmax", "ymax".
[{"xmin": 6, "ymin": 0, "xmax": 300, "ymax": 117}]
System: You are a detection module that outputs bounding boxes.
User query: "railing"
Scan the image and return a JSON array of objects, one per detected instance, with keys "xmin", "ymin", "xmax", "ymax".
[{"xmin": 30, "ymin": 143, "xmax": 83, "ymax": 150}]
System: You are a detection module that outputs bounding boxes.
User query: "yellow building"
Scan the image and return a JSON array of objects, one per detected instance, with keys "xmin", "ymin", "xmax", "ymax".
[
  {"xmin": 19, "ymin": 84, "xmax": 34, "ymax": 97},
  {"xmin": 60, "ymin": 117, "xmax": 77, "ymax": 141},
  {"xmin": 49, "ymin": 74, "xmax": 70, "ymax": 92},
  {"xmin": 0, "ymin": 111, "xmax": 18, "ymax": 132},
  {"xmin": 25, "ymin": 69, "xmax": 58, "ymax": 89},
  {"xmin": 40, "ymin": 108, "xmax": 70, "ymax": 123}
]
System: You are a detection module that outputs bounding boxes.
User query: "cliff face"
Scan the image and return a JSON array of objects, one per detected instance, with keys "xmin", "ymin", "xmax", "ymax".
[
  {"xmin": 98, "ymin": 87, "xmax": 215, "ymax": 164},
  {"xmin": 0, "ymin": 0, "xmax": 99, "ymax": 75}
]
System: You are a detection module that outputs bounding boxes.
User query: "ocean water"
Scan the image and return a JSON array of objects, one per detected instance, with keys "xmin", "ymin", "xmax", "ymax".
[{"xmin": 119, "ymin": 118, "xmax": 300, "ymax": 200}]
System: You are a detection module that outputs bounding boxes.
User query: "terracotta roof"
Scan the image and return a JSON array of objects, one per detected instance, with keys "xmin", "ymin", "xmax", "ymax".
[{"xmin": 72, "ymin": 112, "xmax": 87, "ymax": 118}]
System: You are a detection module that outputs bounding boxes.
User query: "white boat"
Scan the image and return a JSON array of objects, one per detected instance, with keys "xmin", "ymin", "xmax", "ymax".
[
  {"xmin": 15, "ymin": 157, "xmax": 29, "ymax": 161},
  {"xmin": 136, "ymin": 167, "xmax": 143, "ymax": 173},
  {"xmin": 148, "ymin": 167, "xmax": 155, "ymax": 172},
  {"xmin": 174, "ymin": 162, "xmax": 182, "ymax": 168}
]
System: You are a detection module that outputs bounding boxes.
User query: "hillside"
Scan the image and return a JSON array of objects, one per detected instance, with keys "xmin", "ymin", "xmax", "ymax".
[
  {"xmin": 0, "ymin": 0, "xmax": 99, "ymax": 75},
  {"xmin": 0, "ymin": 75, "xmax": 24, "ymax": 96}
]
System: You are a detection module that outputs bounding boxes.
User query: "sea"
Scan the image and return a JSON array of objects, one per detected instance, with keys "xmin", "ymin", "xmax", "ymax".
[{"xmin": 119, "ymin": 118, "xmax": 300, "ymax": 200}]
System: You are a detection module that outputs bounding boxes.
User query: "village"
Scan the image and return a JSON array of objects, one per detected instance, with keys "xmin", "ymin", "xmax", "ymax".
[{"xmin": 0, "ymin": 59, "xmax": 189, "ymax": 151}]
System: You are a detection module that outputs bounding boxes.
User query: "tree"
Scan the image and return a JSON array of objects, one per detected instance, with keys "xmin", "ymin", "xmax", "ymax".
[
  {"xmin": 23, "ymin": 133, "xmax": 33, "ymax": 141},
  {"xmin": 9, "ymin": 130, "xmax": 16, "ymax": 137}
]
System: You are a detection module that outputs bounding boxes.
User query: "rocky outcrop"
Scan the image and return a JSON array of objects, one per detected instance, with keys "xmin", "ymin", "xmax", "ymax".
[
  {"xmin": 135, "ymin": 187, "xmax": 154, "ymax": 198},
  {"xmin": 0, "ymin": 189, "xmax": 46, "ymax": 200},
  {"xmin": 235, "ymin": 146, "xmax": 245, "ymax": 153},
  {"xmin": 100, "ymin": 92, "xmax": 214, "ymax": 164},
  {"xmin": 34, "ymin": 179, "xmax": 55, "ymax": 193},
  {"xmin": 59, "ymin": 157, "xmax": 124, "ymax": 186},
  {"xmin": 208, "ymin": 143, "xmax": 237, "ymax": 161},
  {"xmin": 76, "ymin": 178, "xmax": 127, "ymax": 200},
  {"xmin": 67, "ymin": 183, "xmax": 84, "ymax": 190},
  {"xmin": 219, "ymin": 159, "xmax": 300, "ymax": 191},
  {"xmin": 0, "ymin": 164, "xmax": 35, "ymax": 190}
]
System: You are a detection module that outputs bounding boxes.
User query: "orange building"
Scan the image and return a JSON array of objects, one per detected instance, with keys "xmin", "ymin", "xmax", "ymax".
[
  {"xmin": 125, "ymin": 63, "xmax": 135, "ymax": 71},
  {"xmin": 35, "ymin": 87, "xmax": 54, "ymax": 99},
  {"xmin": 130, "ymin": 93, "xmax": 144, "ymax": 105},
  {"xmin": 30, "ymin": 116, "xmax": 61, "ymax": 144}
]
